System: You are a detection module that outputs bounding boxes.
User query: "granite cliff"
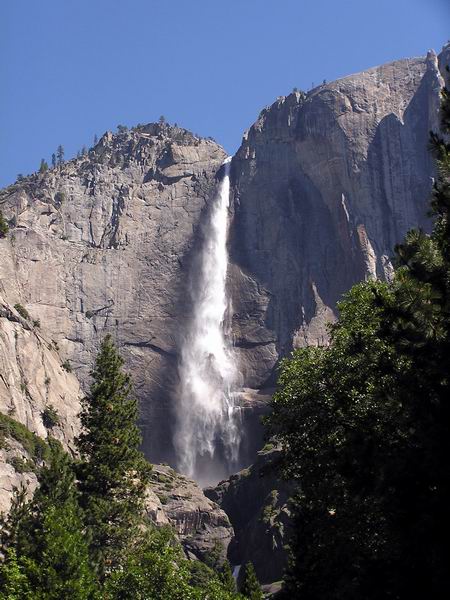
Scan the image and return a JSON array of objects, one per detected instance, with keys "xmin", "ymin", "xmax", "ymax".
[
  {"xmin": 0, "ymin": 124, "xmax": 226, "ymax": 465},
  {"xmin": 228, "ymin": 50, "xmax": 445, "ymax": 395},
  {"xmin": 0, "ymin": 45, "xmax": 448, "ymax": 480}
]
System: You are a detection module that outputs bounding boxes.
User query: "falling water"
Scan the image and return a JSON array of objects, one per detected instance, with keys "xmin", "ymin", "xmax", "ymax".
[{"xmin": 175, "ymin": 157, "xmax": 241, "ymax": 484}]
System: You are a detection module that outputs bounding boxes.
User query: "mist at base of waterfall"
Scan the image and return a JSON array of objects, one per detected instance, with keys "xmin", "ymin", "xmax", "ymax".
[{"xmin": 174, "ymin": 158, "xmax": 242, "ymax": 485}]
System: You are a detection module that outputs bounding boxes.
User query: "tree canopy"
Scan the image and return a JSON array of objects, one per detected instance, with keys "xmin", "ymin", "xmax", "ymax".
[{"xmin": 268, "ymin": 78, "xmax": 450, "ymax": 599}]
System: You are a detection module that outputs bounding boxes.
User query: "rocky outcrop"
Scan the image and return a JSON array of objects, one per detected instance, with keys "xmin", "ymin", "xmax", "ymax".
[
  {"xmin": 0, "ymin": 294, "xmax": 82, "ymax": 513},
  {"xmin": 0, "ymin": 295, "xmax": 82, "ymax": 450},
  {"xmin": 0, "ymin": 125, "xmax": 226, "ymax": 464},
  {"xmin": 0, "ymin": 434, "xmax": 39, "ymax": 515},
  {"xmin": 205, "ymin": 446, "xmax": 295, "ymax": 585},
  {"xmin": 145, "ymin": 464, "xmax": 233, "ymax": 562},
  {"xmin": 229, "ymin": 49, "xmax": 447, "ymax": 392}
]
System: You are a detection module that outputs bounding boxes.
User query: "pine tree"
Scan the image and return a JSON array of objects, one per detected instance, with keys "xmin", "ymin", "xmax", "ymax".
[
  {"xmin": 51, "ymin": 153, "xmax": 56, "ymax": 168},
  {"xmin": 76, "ymin": 334, "xmax": 151, "ymax": 576},
  {"xmin": 93, "ymin": 134, "xmax": 98, "ymax": 145},
  {"xmin": 240, "ymin": 562, "xmax": 263, "ymax": 600},
  {"xmin": 220, "ymin": 560, "xmax": 237, "ymax": 594},
  {"xmin": 15, "ymin": 440, "xmax": 96, "ymax": 599},
  {"xmin": 39, "ymin": 159, "xmax": 48, "ymax": 174},
  {"xmin": 0, "ymin": 211, "xmax": 9, "ymax": 238},
  {"xmin": 56, "ymin": 145, "xmax": 64, "ymax": 166},
  {"xmin": 0, "ymin": 548, "xmax": 32, "ymax": 600},
  {"xmin": 0, "ymin": 486, "xmax": 29, "ymax": 552}
]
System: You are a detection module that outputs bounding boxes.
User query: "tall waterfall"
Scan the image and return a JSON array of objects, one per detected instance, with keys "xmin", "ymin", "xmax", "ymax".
[{"xmin": 175, "ymin": 157, "xmax": 241, "ymax": 484}]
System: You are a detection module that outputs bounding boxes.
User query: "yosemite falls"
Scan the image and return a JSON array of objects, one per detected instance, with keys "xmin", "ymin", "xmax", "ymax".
[{"xmin": 175, "ymin": 158, "xmax": 241, "ymax": 484}]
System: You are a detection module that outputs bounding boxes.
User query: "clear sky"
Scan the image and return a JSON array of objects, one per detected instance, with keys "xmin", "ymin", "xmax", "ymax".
[{"xmin": 1, "ymin": 0, "xmax": 449, "ymax": 187}]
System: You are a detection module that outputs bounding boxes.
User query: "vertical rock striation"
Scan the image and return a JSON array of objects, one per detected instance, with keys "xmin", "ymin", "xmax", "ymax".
[{"xmin": 229, "ymin": 49, "xmax": 447, "ymax": 393}]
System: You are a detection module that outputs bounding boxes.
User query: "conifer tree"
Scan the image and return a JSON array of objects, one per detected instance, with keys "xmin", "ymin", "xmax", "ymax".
[
  {"xmin": 220, "ymin": 560, "xmax": 237, "ymax": 594},
  {"xmin": 240, "ymin": 562, "xmax": 263, "ymax": 600},
  {"xmin": 93, "ymin": 134, "xmax": 98, "ymax": 145},
  {"xmin": 76, "ymin": 334, "xmax": 151, "ymax": 576},
  {"xmin": 0, "ymin": 548, "xmax": 32, "ymax": 600},
  {"xmin": 56, "ymin": 145, "xmax": 64, "ymax": 166},
  {"xmin": 1, "ymin": 440, "xmax": 96, "ymax": 600},
  {"xmin": 0, "ymin": 486, "xmax": 29, "ymax": 553},
  {"xmin": 51, "ymin": 153, "xmax": 56, "ymax": 168},
  {"xmin": 39, "ymin": 158, "xmax": 48, "ymax": 174}
]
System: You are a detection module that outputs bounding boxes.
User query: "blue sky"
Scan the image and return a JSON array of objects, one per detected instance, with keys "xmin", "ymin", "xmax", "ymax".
[{"xmin": 1, "ymin": 0, "xmax": 448, "ymax": 187}]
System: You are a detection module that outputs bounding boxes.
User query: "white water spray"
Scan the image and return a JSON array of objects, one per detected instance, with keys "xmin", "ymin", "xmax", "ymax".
[{"xmin": 175, "ymin": 158, "xmax": 241, "ymax": 483}]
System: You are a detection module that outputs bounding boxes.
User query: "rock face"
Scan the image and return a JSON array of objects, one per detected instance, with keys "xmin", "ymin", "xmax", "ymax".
[
  {"xmin": 205, "ymin": 446, "xmax": 294, "ymax": 584},
  {"xmin": 228, "ymin": 50, "xmax": 446, "ymax": 392},
  {"xmin": 0, "ymin": 294, "xmax": 82, "ymax": 513},
  {"xmin": 145, "ymin": 464, "xmax": 233, "ymax": 562},
  {"xmin": 0, "ymin": 125, "xmax": 226, "ymax": 464},
  {"xmin": 0, "ymin": 435, "xmax": 39, "ymax": 515},
  {"xmin": 1, "ymin": 46, "xmax": 449, "ymax": 472},
  {"xmin": 0, "ymin": 295, "xmax": 82, "ymax": 450}
]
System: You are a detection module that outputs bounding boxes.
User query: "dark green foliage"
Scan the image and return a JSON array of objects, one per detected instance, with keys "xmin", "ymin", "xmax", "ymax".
[
  {"xmin": 9, "ymin": 440, "xmax": 97, "ymax": 599},
  {"xmin": 61, "ymin": 360, "xmax": 72, "ymax": 372},
  {"xmin": 268, "ymin": 84, "xmax": 450, "ymax": 599},
  {"xmin": 220, "ymin": 561, "xmax": 237, "ymax": 594},
  {"xmin": 117, "ymin": 124, "xmax": 128, "ymax": 133},
  {"xmin": 203, "ymin": 539, "xmax": 223, "ymax": 572},
  {"xmin": 240, "ymin": 562, "xmax": 263, "ymax": 600},
  {"xmin": 51, "ymin": 153, "xmax": 56, "ymax": 168},
  {"xmin": 7, "ymin": 457, "xmax": 33, "ymax": 474},
  {"xmin": 0, "ymin": 486, "xmax": 30, "ymax": 552},
  {"xmin": 0, "ymin": 548, "xmax": 32, "ymax": 600},
  {"xmin": 42, "ymin": 405, "xmax": 60, "ymax": 429},
  {"xmin": 39, "ymin": 159, "xmax": 48, "ymax": 173},
  {"xmin": 93, "ymin": 134, "xmax": 98, "ymax": 145},
  {"xmin": 76, "ymin": 334, "xmax": 152, "ymax": 575},
  {"xmin": 0, "ymin": 413, "xmax": 51, "ymax": 467},
  {"xmin": 0, "ymin": 211, "xmax": 8, "ymax": 238},
  {"xmin": 103, "ymin": 527, "xmax": 197, "ymax": 600},
  {"xmin": 13, "ymin": 304, "xmax": 29, "ymax": 321},
  {"xmin": 188, "ymin": 560, "xmax": 217, "ymax": 589},
  {"xmin": 0, "ymin": 337, "xmax": 241, "ymax": 599}
]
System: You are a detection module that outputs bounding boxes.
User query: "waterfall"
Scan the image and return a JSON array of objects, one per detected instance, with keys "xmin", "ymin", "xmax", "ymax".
[{"xmin": 175, "ymin": 157, "xmax": 241, "ymax": 484}]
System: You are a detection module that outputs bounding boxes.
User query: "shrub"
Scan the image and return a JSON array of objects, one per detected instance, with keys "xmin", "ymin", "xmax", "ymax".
[
  {"xmin": 42, "ymin": 405, "xmax": 60, "ymax": 429},
  {"xmin": 61, "ymin": 360, "xmax": 72, "ymax": 373},
  {"xmin": 14, "ymin": 304, "xmax": 30, "ymax": 321},
  {"xmin": 0, "ymin": 413, "xmax": 51, "ymax": 467},
  {"xmin": 7, "ymin": 456, "xmax": 33, "ymax": 474}
]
